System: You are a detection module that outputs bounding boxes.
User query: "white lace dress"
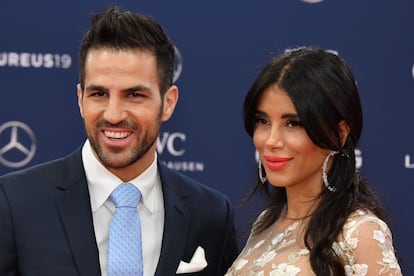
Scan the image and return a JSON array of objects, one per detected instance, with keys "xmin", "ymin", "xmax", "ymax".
[{"xmin": 225, "ymin": 210, "xmax": 401, "ymax": 276}]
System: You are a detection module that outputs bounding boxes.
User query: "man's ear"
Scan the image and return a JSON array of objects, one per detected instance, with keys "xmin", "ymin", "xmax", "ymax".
[
  {"xmin": 338, "ymin": 120, "xmax": 350, "ymax": 146},
  {"xmin": 161, "ymin": 85, "xmax": 179, "ymax": 122},
  {"xmin": 77, "ymin": 84, "xmax": 84, "ymax": 118}
]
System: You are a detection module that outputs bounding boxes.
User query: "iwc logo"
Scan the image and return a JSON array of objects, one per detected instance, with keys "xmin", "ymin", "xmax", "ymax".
[
  {"xmin": 157, "ymin": 132, "xmax": 204, "ymax": 172},
  {"xmin": 0, "ymin": 121, "xmax": 36, "ymax": 168}
]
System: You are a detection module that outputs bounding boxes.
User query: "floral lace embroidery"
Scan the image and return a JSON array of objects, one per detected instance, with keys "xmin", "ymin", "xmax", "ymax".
[
  {"xmin": 333, "ymin": 210, "xmax": 401, "ymax": 275},
  {"xmin": 225, "ymin": 210, "xmax": 401, "ymax": 276}
]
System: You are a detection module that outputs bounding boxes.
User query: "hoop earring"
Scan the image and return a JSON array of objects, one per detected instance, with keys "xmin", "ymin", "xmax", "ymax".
[
  {"xmin": 258, "ymin": 158, "xmax": 267, "ymax": 184},
  {"xmin": 322, "ymin": 151, "xmax": 339, "ymax": 192}
]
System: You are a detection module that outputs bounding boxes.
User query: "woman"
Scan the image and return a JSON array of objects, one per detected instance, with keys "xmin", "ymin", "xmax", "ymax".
[{"xmin": 225, "ymin": 47, "xmax": 401, "ymax": 275}]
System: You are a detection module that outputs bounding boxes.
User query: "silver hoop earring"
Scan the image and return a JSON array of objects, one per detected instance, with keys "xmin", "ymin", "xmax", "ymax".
[
  {"xmin": 258, "ymin": 158, "xmax": 267, "ymax": 184},
  {"xmin": 322, "ymin": 151, "xmax": 339, "ymax": 192}
]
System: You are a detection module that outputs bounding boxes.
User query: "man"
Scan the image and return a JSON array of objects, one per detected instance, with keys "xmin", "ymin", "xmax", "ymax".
[{"xmin": 0, "ymin": 6, "xmax": 238, "ymax": 276}]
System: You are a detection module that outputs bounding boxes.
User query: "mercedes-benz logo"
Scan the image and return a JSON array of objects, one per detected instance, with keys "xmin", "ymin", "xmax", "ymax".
[{"xmin": 0, "ymin": 121, "xmax": 36, "ymax": 168}]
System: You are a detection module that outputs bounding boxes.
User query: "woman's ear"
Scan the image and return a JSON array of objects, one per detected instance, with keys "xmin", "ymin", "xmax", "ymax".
[{"xmin": 338, "ymin": 120, "xmax": 350, "ymax": 146}]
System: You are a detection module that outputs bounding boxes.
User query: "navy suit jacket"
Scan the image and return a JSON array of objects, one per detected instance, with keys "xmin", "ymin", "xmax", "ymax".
[{"xmin": 0, "ymin": 148, "xmax": 238, "ymax": 275}]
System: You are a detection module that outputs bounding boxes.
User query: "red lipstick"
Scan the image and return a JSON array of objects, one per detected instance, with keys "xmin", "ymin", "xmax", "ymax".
[{"xmin": 263, "ymin": 155, "xmax": 292, "ymax": 170}]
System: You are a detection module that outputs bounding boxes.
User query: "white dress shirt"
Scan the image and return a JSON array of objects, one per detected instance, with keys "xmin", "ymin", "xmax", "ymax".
[{"xmin": 81, "ymin": 140, "xmax": 164, "ymax": 276}]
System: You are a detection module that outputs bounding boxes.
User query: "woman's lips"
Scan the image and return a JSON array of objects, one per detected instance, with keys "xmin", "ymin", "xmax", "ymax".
[{"xmin": 263, "ymin": 156, "xmax": 292, "ymax": 170}]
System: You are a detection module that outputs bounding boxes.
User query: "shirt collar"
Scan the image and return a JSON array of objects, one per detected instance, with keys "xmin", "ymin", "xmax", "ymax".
[{"xmin": 81, "ymin": 140, "xmax": 159, "ymax": 214}]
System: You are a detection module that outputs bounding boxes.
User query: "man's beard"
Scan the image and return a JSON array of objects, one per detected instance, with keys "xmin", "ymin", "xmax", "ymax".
[{"xmin": 86, "ymin": 110, "xmax": 163, "ymax": 169}]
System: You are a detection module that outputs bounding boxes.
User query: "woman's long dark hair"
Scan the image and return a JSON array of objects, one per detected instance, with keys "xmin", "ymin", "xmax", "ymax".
[{"xmin": 243, "ymin": 47, "xmax": 389, "ymax": 275}]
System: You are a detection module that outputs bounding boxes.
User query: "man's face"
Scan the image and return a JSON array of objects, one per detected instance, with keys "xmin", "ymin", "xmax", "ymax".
[{"xmin": 77, "ymin": 48, "xmax": 178, "ymax": 180}]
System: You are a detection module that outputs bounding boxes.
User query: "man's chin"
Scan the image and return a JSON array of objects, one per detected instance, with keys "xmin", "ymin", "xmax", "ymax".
[
  {"xmin": 101, "ymin": 159, "xmax": 134, "ymax": 170},
  {"xmin": 97, "ymin": 151, "xmax": 136, "ymax": 169}
]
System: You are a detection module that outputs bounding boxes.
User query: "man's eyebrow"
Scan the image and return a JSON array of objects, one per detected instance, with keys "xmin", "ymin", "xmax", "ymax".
[
  {"xmin": 85, "ymin": 84, "xmax": 108, "ymax": 92},
  {"xmin": 84, "ymin": 84, "xmax": 152, "ymax": 93},
  {"xmin": 123, "ymin": 85, "xmax": 151, "ymax": 93}
]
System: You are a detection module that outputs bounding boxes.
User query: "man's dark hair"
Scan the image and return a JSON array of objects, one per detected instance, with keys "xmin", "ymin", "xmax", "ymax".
[{"xmin": 78, "ymin": 6, "xmax": 175, "ymax": 96}]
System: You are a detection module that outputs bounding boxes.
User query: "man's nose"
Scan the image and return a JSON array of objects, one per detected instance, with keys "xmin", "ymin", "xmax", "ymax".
[{"xmin": 103, "ymin": 97, "xmax": 128, "ymax": 124}]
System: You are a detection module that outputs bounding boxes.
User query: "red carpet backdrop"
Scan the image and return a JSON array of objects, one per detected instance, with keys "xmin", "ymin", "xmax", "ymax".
[{"xmin": 1, "ymin": 1, "xmax": 413, "ymax": 273}]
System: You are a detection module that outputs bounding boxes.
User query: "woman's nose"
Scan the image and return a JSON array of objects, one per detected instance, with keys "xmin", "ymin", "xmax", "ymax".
[{"xmin": 265, "ymin": 126, "xmax": 283, "ymax": 149}]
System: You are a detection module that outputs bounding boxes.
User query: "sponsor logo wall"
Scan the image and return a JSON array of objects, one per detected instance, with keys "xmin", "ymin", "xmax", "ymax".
[{"xmin": 1, "ymin": 1, "xmax": 413, "ymax": 273}]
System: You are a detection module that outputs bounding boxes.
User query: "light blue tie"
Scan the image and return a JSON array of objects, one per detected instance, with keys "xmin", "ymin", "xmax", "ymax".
[{"xmin": 108, "ymin": 183, "xmax": 143, "ymax": 276}]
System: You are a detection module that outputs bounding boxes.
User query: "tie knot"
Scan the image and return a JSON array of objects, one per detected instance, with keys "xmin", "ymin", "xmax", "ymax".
[{"xmin": 110, "ymin": 183, "xmax": 141, "ymax": 208}]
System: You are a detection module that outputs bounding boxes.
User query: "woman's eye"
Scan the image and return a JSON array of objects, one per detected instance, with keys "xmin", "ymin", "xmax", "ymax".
[
  {"xmin": 286, "ymin": 120, "xmax": 302, "ymax": 128},
  {"xmin": 255, "ymin": 117, "xmax": 269, "ymax": 127}
]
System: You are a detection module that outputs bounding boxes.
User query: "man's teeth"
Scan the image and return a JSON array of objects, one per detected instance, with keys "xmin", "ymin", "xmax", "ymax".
[{"xmin": 104, "ymin": 131, "xmax": 129, "ymax": 139}]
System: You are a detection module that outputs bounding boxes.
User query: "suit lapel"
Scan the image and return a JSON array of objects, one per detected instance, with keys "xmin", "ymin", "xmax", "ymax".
[
  {"xmin": 55, "ymin": 149, "xmax": 101, "ymax": 276},
  {"xmin": 155, "ymin": 163, "xmax": 192, "ymax": 276}
]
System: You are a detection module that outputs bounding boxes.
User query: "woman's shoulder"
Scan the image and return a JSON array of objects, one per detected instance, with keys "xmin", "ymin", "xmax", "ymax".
[
  {"xmin": 333, "ymin": 209, "xmax": 401, "ymax": 275},
  {"xmin": 343, "ymin": 209, "xmax": 390, "ymax": 235}
]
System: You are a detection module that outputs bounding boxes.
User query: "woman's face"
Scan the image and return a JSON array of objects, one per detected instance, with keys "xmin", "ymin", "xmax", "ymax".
[{"xmin": 253, "ymin": 85, "xmax": 330, "ymax": 195}]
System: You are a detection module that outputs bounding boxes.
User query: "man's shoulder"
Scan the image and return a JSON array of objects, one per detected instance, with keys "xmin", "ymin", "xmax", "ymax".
[{"xmin": 0, "ymin": 148, "xmax": 82, "ymax": 186}]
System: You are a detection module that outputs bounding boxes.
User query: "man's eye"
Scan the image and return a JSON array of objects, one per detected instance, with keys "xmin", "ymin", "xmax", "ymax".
[
  {"xmin": 92, "ymin": 91, "xmax": 106, "ymax": 97},
  {"xmin": 129, "ymin": 92, "xmax": 144, "ymax": 98}
]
